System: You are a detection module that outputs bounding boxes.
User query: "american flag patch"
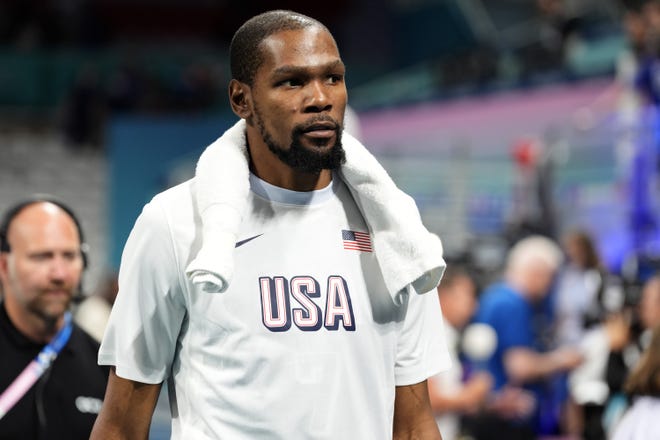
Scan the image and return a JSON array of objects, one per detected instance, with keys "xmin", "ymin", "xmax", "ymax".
[{"xmin": 342, "ymin": 230, "xmax": 372, "ymax": 252}]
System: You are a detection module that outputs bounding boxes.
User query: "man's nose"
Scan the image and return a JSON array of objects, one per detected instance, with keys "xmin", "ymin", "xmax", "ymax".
[
  {"xmin": 304, "ymin": 80, "xmax": 332, "ymax": 112},
  {"xmin": 49, "ymin": 257, "xmax": 76, "ymax": 281}
]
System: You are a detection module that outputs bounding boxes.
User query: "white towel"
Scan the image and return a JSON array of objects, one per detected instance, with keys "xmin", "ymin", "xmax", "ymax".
[
  {"xmin": 185, "ymin": 119, "xmax": 445, "ymax": 304},
  {"xmin": 185, "ymin": 120, "xmax": 249, "ymax": 294}
]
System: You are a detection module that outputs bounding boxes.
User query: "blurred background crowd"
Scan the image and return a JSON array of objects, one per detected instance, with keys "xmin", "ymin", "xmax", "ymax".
[{"xmin": 1, "ymin": 0, "xmax": 660, "ymax": 439}]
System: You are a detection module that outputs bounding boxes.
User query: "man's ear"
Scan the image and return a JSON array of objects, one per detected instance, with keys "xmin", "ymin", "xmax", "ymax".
[
  {"xmin": 229, "ymin": 79, "xmax": 253, "ymax": 120},
  {"xmin": 0, "ymin": 253, "xmax": 8, "ymax": 284}
]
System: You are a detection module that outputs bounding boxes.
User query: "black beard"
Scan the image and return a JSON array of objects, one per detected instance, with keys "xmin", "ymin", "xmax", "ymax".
[{"xmin": 258, "ymin": 116, "xmax": 346, "ymax": 173}]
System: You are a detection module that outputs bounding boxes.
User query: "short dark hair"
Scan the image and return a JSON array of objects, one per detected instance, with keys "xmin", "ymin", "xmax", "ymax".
[
  {"xmin": 563, "ymin": 229, "xmax": 601, "ymax": 269},
  {"xmin": 230, "ymin": 10, "xmax": 328, "ymax": 85},
  {"xmin": 437, "ymin": 265, "xmax": 472, "ymax": 293}
]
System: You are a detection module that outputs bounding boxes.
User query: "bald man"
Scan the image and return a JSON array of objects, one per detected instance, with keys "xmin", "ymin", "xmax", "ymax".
[{"xmin": 0, "ymin": 199, "xmax": 107, "ymax": 439}]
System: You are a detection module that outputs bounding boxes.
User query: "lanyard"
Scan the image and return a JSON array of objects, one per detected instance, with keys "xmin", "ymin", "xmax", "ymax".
[{"xmin": 0, "ymin": 311, "xmax": 73, "ymax": 420}]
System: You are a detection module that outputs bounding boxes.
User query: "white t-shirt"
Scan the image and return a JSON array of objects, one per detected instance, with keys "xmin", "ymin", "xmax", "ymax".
[
  {"xmin": 430, "ymin": 324, "xmax": 461, "ymax": 440},
  {"xmin": 99, "ymin": 174, "xmax": 450, "ymax": 439},
  {"xmin": 611, "ymin": 396, "xmax": 660, "ymax": 440}
]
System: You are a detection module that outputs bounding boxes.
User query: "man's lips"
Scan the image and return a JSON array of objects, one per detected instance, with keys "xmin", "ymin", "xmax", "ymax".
[
  {"xmin": 43, "ymin": 289, "xmax": 70, "ymax": 297},
  {"xmin": 303, "ymin": 129, "xmax": 336, "ymax": 138},
  {"xmin": 301, "ymin": 124, "xmax": 338, "ymax": 138}
]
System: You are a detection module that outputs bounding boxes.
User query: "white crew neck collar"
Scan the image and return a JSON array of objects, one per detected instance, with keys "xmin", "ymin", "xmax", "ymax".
[{"xmin": 249, "ymin": 173, "xmax": 338, "ymax": 205}]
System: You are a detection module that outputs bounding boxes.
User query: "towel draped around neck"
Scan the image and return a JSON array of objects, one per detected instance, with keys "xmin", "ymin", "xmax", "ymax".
[{"xmin": 185, "ymin": 119, "xmax": 445, "ymax": 305}]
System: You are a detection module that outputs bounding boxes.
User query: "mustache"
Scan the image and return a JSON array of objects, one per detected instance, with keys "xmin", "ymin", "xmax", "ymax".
[
  {"xmin": 294, "ymin": 115, "xmax": 342, "ymax": 133},
  {"xmin": 41, "ymin": 287, "xmax": 76, "ymax": 295}
]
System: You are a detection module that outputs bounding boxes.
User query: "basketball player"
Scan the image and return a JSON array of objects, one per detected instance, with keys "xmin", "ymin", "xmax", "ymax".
[{"xmin": 91, "ymin": 10, "xmax": 449, "ymax": 439}]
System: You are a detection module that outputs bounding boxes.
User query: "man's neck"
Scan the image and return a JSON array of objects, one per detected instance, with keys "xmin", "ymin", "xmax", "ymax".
[
  {"xmin": 505, "ymin": 274, "xmax": 529, "ymax": 299},
  {"xmin": 259, "ymin": 170, "xmax": 333, "ymax": 192}
]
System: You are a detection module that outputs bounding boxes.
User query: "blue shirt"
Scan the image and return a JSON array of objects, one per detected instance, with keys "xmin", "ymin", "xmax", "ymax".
[{"xmin": 473, "ymin": 282, "xmax": 535, "ymax": 390}]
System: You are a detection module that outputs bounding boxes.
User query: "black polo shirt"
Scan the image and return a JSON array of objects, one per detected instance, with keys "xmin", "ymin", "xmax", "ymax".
[{"xmin": 0, "ymin": 304, "xmax": 109, "ymax": 440}]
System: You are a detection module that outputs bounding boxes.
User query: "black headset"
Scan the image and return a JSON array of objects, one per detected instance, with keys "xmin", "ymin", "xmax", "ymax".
[{"xmin": 0, "ymin": 195, "xmax": 89, "ymax": 269}]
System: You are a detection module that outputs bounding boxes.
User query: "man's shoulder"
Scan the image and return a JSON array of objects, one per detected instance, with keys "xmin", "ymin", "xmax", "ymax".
[
  {"xmin": 481, "ymin": 282, "xmax": 513, "ymax": 298},
  {"xmin": 150, "ymin": 178, "xmax": 196, "ymax": 209},
  {"xmin": 139, "ymin": 178, "xmax": 197, "ymax": 227},
  {"xmin": 479, "ymin": 283, "xmax": 525, "ymax": 310}
]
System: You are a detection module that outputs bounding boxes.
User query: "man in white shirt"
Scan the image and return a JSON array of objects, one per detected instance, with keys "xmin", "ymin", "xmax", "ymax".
[
  {"xmin": 91, "ymin": 9, "xmax": 449, "ymax": 440},
  {"xmin": 428, "ymin": 266, "xmax": 492, "ymax": 439}
]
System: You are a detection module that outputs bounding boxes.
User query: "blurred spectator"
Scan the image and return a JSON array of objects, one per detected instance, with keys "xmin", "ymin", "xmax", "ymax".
[
  {"xmin": 555, "ymin": 230, "xmax": 629, "ymax": 440},
  {"xmin": 625, "ymin": 265, "xmax": 660, "ymax": 356},
  {"xmin": 621, "ymin": 1, "xmax": 648, "ymax": 56},
  {"xmin": 555, "ymin": 229, "xmax": 629, "ymax": 440},
  {"xmin": 0, "ymin": 0, "xmax": 108, "ymax": 50},
  {"xmin": 468, "ymin": 235, "xmax": 583, "ymax": 439},
  {"xmin": 173, "ymin": 62, "xmax": 220, "ymax": 111},
  {"xmin": 106, "ymin": 60, "xmax": 146, "ymax": 114},
  {"xmin": 554, "ymin": 228, "xmax": 629, "ymax": 439},
  {"xmin": 628, "ymin": 0, "xmax": 660, "ymax": 251},
  {"xmin": 0, "ymin": 198, "xmax": 108, "ymax": 438},
  {"xmin": 565, "ymin": 312, "xmax": 631, "ymax": 438},
  {"xmin": 572, "ymin": 1, "xmax": 660, "ymax": 274},
  {"xmin": 428, "ymin": 265, "xmax": 493, "ymax": 440},
  {"xmin": 436, "ymin": 43, "xmax": 499, "ymax": 90},
  {"xmin": 518, "ymin": 0, "xmax": 584, "ymax": 77},
  {"xmin": 507, "ymin": 132, "xmax": 559, "ymax": 244},
  {"xmin": 60, "ymin": 64, "xmax": 106, "ymax": 150},
  {"xmin": 611, "ymin": 324, "xmax": 660, "ymax": 439},
  {"xmin": 555, "ymin": 229, "xmax": 603, "ymax": 346},
  {"xmin": 555, "ymin": 229, "xmax": 625, "ymax": 347},
  {"xmin": 569, "ymin": 2, "xmax": 646, "ymax": 178},
  {"xmin": 618, "ymin": 273, "xmax": 660, "ymax": 365},
  {"xmin": 614, "ymin": 3, "xmax": 646, "ymax": 122},
  {"xmin": 598, "ymin": 272, "xmax": 660, "ymax": 437},
  {"xmin": 637, "ymin": 273, "xmax": 660, "ymax": 338},
  {"xmin": 73, "ymin": 271, "xmax": 118, "ymax": 343}
]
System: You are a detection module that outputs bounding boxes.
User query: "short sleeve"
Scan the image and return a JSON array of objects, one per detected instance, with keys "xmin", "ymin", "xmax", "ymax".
[
  {"xmin": 395, "ymin": 289, "xmax": 451, "ymax": 386},
  {"xmin": 98, "ymin": 200, "xmax": 186, "ymax": 384}
]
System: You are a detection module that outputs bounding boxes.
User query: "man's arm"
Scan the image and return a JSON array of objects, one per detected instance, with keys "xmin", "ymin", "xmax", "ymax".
[
  {"xmin": 393, "ymin": 380, "xmax": 442, "ymax": 440},
  {"xmin": 428, "ymin": 372, "xmax": 492, "ymax": 414},
  {"xmin": 504, "ymin": 346, "xmax": 583, "ymax": 384},
  {"xmin": 90, "ymin": 368, "xmax": 162, "ymax": 440}
]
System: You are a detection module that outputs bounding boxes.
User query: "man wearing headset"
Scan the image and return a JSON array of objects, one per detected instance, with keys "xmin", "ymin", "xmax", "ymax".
[{"xmin": 0, "ymin": 197, "xmax": 108, "ymax": 439}]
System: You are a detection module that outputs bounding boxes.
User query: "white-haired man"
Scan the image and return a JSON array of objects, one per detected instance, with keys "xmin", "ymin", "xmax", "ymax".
[{"xmin": 467, "ymin": 235, "xmax": 583, "ymax": 439}]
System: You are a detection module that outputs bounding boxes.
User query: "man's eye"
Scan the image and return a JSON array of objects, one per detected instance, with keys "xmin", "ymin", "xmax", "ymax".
[
  {"xmin": 30, "ymin": 254, "xmax": 51, "ymax": 262},
  {"xmin": 327, "ymin": 74, "xmax": 344, "ymax": 84},
  {"xmin": 63, "ymin": 252, "xmax": 79, "ymax": 261},
  {"xmin": 279, "ymin": 78, "xmax": 302, "ymax": 87}
]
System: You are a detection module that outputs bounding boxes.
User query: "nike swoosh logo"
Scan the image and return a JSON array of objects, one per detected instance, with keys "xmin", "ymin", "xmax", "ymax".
[{"xmin": 235, "ymin": 234, "xmax": 263, "ymax": 248}]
